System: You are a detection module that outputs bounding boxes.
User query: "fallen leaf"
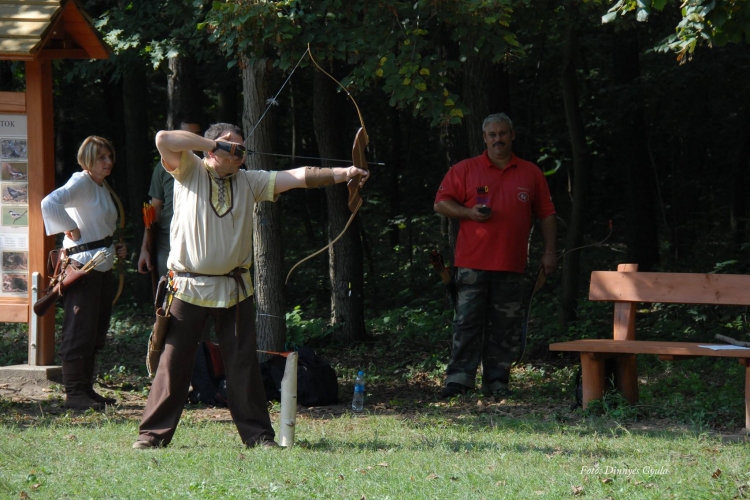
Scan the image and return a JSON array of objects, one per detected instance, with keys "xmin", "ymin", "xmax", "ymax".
[
  {"xmin": 20, "ymin": 492, "xmax": 29, "ymax": 499},
  {"xmin": 238, "ymin": 454, "xmax": 245, "ymax": 460},
  {"xmin": 427, "ymin": 473, "xmax": 439, "ymax": 480},
  {"xmin": 450, "ymin": 476, "xmax": 459, "ymax": 481},
  {"xmin": 339, "ymin": 475, "xmax": 345, "ymax": 480},
  {"xmin": 572, "ymin": 485, "xmax": 584, "ymax": 495},
  {"xmin": 712, "ymin": 469, "xmax": 722, "ymax": 479},
  {"xmin": 601, "ymin": 477, "xmax": 613, "ymax": 484},
  {"xmin": 376, "ymin": 463, "xmax": 389, "ymax": 468},
  {"xmin": 30, "ymin": 484, "xmax": 40, "ymax": 490},
  {"xmin": 495, "ymin": 480, "xmax": 506, "ymax": 487},
  {"xmin": 64, "ymin": 435, "xmax": 77, "ymax": 441}
]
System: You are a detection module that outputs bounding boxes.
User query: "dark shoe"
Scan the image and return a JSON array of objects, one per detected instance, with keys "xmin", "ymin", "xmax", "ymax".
[
  {"xmin": 248, "ymin": 438, "xmax": 282, "ymax": 448},
  {"xmin": 64, "ymin": 391, "xmax": 105, "ymax": 410},
  {"xmin": 440, "ymin": 382, "xmax": 470, "ymax": 398},
  {"xmin": 490, "ymin": 387, "xmax": 515, "ymax": 401},
  {"xmin": 132, "ymin": 440, "xmax": 158, "ymax": 449},
  {"xmin": 87, "ymin": 389, "xmax": 117, "ymax": 405},
  {"xmin": 62, "ymin": 359, "xmax": 104, "ymax": 411},
  {"xmin": 82, "ymin": 355, "xmax": 117, "ymax": 405}
]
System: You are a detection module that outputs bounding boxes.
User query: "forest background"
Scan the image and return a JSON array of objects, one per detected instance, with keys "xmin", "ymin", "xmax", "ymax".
[{"xmin": 2, "ymin": 0, "xmax": 750, "ymax": 422}]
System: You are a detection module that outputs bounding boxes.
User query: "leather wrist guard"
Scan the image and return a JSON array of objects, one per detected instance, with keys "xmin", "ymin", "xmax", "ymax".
[
  {"xmin": 304, "ymin": 167, "xmax": 335, "ymax": 188},
  {"xmin": 212, "ymin": 141, "xmax": 246, "ymax": 159}
]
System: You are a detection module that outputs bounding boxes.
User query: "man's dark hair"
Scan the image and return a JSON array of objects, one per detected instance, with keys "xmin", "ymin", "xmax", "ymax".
[
  {"xmin": 205, "ymin": 123, "xmax": 243, "ymax": 141},
  {"xmin": 176, "ymin": 113, "xmax": 202, "ymax": 128}
]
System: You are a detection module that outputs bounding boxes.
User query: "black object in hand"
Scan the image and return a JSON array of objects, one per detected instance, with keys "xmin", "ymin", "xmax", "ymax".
[{"xmin": 478, "ymin": 206, "xmax": 491, "ymax": 215}]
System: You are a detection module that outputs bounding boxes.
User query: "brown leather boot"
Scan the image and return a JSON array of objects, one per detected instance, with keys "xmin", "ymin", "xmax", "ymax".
[
  {"xmin": 62, "ymin": 359, "xmax": 104, "ymax": 411},
  {"xmin": 82, "ymin": 355, "xmax": 116, "ymax": 405}
]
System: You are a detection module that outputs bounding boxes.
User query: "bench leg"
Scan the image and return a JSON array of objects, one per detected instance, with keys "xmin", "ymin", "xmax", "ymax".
[
  {"xmin": 739, "ymin": 359, "xmax": 750, "ymax": 431},
  {"xmin": 580, "ymin": 353, "xmax": 605, "ymax": 408},
  {"xmin": 615, "ymin": 354, "xmax": 639, "ymax": 405}
]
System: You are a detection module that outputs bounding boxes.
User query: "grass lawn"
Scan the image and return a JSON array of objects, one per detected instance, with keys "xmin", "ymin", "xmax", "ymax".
[
  {"xmin": 1, "ymin": 386, "xmax": 749, "ymax": 499},
  {"xmin": 2, "ymin": 306, "xmax": 750, "ymax": 498}
]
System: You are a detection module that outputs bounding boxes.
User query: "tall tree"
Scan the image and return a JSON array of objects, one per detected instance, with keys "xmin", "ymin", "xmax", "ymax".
[
  {"xmin": 312, "ymin": 70, "xmax": 367, "ymax": 341},
  {"xmin": 559, "ymin": 7, "xmax": 593, "ymax": 324},
  {"xmin": 242, "ymin": 55, "xmax": 287, "ymax": 354},
  {"xmin": 612, "ymin": 28, "xmax": 660, "ymax": 270}
]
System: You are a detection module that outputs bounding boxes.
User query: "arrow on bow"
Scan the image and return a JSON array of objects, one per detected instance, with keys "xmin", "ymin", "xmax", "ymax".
[{"xmin": 284, "ymin": 45, "xmax": 371, "ymax": 284}]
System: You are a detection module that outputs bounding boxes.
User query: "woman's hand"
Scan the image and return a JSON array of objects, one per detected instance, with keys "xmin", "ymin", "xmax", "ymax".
[
  {"xmin": 64, "ymin": 228, "xmax": 81, "ymax": 241},
  {"xmin": 115, "ymin": 242, "xmax": 128, "ymax": 260}
]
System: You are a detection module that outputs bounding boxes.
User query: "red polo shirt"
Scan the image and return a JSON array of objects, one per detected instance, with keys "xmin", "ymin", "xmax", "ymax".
[{"xmin": 435, "ymin": 151, "xmax": 555, "ymax": 272}]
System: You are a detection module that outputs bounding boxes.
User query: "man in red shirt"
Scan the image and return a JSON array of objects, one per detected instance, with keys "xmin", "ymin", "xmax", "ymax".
[{"xmin": 434, "ymin": 113, "xmax": 557, "ymax": 398}]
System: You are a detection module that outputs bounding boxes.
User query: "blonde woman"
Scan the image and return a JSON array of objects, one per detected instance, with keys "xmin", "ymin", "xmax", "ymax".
[{"xmin": 41, "ymin": 136, "xmax": 127, "ymax": 410}]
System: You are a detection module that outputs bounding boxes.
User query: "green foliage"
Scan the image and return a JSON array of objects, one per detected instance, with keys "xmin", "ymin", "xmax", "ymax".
[
  {"xmin": 604, "ymin": 0, "xmax": 750, "ymax": 61},
  {"xmin": 367, "ymin": 306, "xmax": 452, "ymax": 346},
  {"xmin": 93, "ymin": 0, "xmax": 214, "ymax": 69},
  {"xmin": 206, "ymin": 0, "xmax": 524, "ymax": 127},
  {"xmin": 285, "ymin": 305, "xmax": 337, "ymax": 346},
  {"xmin": 581, "ymin": 388, "xmax": 640, "ymax": 421},
  {"xmin": 0, "ymin": 323, "xmax": 28, "ymax": 366}
]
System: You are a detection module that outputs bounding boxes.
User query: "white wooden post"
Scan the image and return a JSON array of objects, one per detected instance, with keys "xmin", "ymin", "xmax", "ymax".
[
  {"xmin": 279, "ymin": 351, "xmax": 298, "ymax": 447},
  {"xmin": 29, "ymin": 272, "xmax": 40, "ymax": 366}
]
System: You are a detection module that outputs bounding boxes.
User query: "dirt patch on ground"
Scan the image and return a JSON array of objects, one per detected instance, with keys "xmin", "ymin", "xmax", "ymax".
[
  {"xmin": 1, "ymin": 375, "xmax": 747, "ymax": 443},
  {"xmin": 0, "ymin": 377, "xmax": 60, "ymax": 402}
]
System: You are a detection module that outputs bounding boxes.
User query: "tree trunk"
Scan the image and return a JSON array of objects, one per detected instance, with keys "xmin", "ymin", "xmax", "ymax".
[
  {"xmin": 559, "ymin": 12, "xmax": 592, "ymax": 325},
  {"xmin": 439, "ymin": 35, "xmax": 470, "ymax": 264},
  {"xmin": 386, "ymin": 107, "xmax": 402, "ymax": 250},
  {"xmin": 463, "ymin": 47, "xmax": 511, "ymax": 156},
  {"xmin": 312, "ymin": 70, "xmax": 366, "ymax": 342},
  {"xmin": 613, "ymin": 29, "xmax": 660, "ymax": 271},
  {"xmin": 241, "ymin": 55, "xmax": 286, "ymax": 355},
  {"xmin": 122, "ymin": 61, "xmax": 152, "ymax": 303},
  {"xmin": 730, "ymin": 109, "xmax": 750, "ymax": 248},
  {"xmin": 167, "ymin": 55, "xmax": 201, "ymax": 129}
]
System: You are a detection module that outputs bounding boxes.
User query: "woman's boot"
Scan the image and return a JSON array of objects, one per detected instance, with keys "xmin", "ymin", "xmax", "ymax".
[
  {"xmin": 62, "ymin": 358, "xmax": 104, "ymax": 410},
  {"xmin": 83, "ymin": 355, "xmax": 116, "ymax": 405}
]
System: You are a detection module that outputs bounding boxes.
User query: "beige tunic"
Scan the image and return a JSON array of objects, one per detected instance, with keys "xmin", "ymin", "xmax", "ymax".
[{"xmin": 167, "ymin": 152, "xmax": 277, "ymax": 308}]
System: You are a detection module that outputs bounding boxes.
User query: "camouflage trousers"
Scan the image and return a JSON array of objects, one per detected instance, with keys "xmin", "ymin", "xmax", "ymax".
[{"xmin": 445, "ymin": 268, "xmax": 524, "ymax": 393}]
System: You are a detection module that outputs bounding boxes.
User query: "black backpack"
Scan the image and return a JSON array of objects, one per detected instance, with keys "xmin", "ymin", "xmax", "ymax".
[
  {"xmin": 261, "ymin": 346, "xmax": 339, "ymax": 406},
  {"xmin": 188, "ymin": 341, "xmax": 228, "ymax": 407}
]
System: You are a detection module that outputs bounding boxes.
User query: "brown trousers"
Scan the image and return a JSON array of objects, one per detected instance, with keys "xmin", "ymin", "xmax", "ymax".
[
  {"xmin": 60, "ymin": 268, "xmax": 113, "ymax": 361},
  {"xmin": 138, "ymin": 297, "xmax": 274, "ymax": 447}
]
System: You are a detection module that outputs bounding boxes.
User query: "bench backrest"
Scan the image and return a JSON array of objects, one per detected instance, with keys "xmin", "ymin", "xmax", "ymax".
[{"xmin": 588, "ymin": 263, "xmax": 750, "ymax": 340}]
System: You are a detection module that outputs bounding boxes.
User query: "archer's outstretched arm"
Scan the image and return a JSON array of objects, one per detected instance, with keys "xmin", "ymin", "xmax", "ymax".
[{"xmin": 274, "ymin": 166, "xmax": 369, "ymax": 194}]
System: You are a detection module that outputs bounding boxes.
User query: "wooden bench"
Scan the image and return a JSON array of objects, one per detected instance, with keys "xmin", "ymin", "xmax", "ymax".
[{"xmin": 549, "ymin": 264, "xmax": 750, "ymax": 429}]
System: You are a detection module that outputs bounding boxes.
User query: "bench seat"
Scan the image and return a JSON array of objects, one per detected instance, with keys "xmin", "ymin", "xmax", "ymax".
[
  {"xmin": 550, "ymin": 340, "xmax": 750, "ymax": 360},
  {"xmin": 549, "ymin": 264, "xmax": 750, "ymax": 430}
]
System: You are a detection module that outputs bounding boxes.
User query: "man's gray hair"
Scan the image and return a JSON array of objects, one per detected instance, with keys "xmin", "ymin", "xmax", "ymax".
[
  {"xmin": 482, "ymin": 113, "xmax": 514, "ymax": 132},
  {"xmin": 204, "ymin": 123, "xmax": 243, "ymax": 141}
]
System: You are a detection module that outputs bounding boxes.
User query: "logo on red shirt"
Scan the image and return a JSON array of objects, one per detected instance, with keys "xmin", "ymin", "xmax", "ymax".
[{"xmin": 517, "ymin": 192, "xmax": 529, "ymax": 202}]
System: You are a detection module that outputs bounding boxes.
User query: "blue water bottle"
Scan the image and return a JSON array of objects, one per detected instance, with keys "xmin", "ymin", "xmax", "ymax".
[{"xmin": 352, "ymin": 371, "xmax": 365, "ymax": 412}]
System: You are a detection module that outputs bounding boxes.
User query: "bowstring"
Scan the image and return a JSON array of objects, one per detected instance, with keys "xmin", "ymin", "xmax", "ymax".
[{"xmin": 245, "ymin": 50, "xmax": 309, "ymax": 141}]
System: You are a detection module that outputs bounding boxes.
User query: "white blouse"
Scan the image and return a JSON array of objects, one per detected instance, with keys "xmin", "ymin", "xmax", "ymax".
[{"xmin": 41, "ymin": 171, "xmax": 116, "ymax": 272}]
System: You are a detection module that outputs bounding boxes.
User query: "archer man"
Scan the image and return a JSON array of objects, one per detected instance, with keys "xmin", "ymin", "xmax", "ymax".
[{"xmin": 133, "ymin": 123, "xmax": 368, "ymax": 449}]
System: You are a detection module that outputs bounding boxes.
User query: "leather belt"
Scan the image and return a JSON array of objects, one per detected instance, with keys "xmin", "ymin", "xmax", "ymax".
[
  {"xmin": 171, "ymin": 267, "xmax": 250, "ymax": 338},
  {"xmin": 171, "ymin": 267, "xmax": 250, "ymax": 299},
  {"xmin": 66, "ymin": 236, "xmax": 113, "ymax": 255}
]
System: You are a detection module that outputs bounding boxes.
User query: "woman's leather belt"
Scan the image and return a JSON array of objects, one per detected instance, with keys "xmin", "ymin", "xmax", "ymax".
[{"xmin": 66, "ymin": 235, "xmax": 113, "ymax": 255}]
